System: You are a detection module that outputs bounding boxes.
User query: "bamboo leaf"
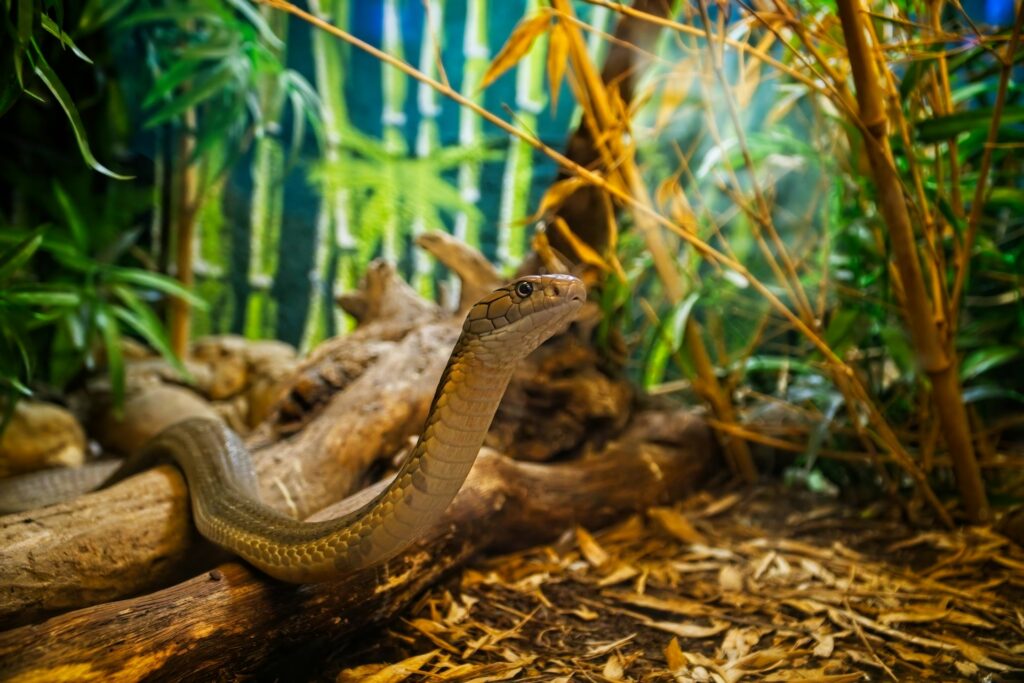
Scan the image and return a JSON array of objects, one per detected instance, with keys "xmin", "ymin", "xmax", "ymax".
[
  {"xmin": 111, "ymin": 287, "xmax": 186, "ymax": 377},
  {"xmin": 97, "ymin": 305, "xmax": 125, "ymax": 409},
  {"xmin": 480, "ymin": 12, "xmax": 551, "ymax": 90},
  {"xmin": 30, "ymin": 47, "xmax": 133, "ymax": 180},
  {"xmin": 547, "ymin": 20, "xmax": 569, "ymax": 110},
  {"xmin": 145, "ymin": 65, "xmax": 239, "ymax": 128},
  {"xmin": 79, "ymin": 0, "xmax": 135, "ymax": 33},
  {"xmin": 550, "ymin": 217, "xmax": 609, "ymax": 271},
  {"xmin": 915, "ymin": 107, "xmax": 1024, "ymax": 143},
  {"xmin": 0, "ymin": 231, "xmax": 43, "ymax": 282},
  {"xmin": 960, "ymin": 346, "xmax": 1021, "ymax": 381},
  {"xmin": 40, "ymin": 15, "xmax": 93, "ymax": 64},
  {"xmin": 53, "ymin": 183, "xmax": 88, "ymax": 252},
  {"xmin": 107, "ymin": 267, "xmax": 208, "ymax": 307}
]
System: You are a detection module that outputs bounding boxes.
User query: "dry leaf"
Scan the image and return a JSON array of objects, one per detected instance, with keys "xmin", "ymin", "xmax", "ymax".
[
  {"xmin": 812, "ymin": 634, "xmax": 835, "ymax": 658},
  {"xmin": 602, "ymin": 653, "xmax": 625, "ymax": 680},
  {"xmin": 648, "ymin": 619, "xmax": 731, "ymax": 639},
  {"xmin": 597, "ymin": 564, "xmax": 640, "ymax": 587},
  {"xmin": 718, "ymin": 565, "xmax": 744, "ymax": 593},
  {"xmin": 337, "ymin": 650, "xmax": 439, "ymax": 683},
  {"xmin": 576, "ymin": 526, "xmax": 610, "ymax": 567},
  {"xmin": 664, "ymin": 637, "xmax": 687, "ymax": 672},
  {"xmin": 721, "ymin": 627, "xmax": 760, "ymax": 661},
  {"xmin": 584, "ymin": 633, "xmax": 637, "ymax": 659},
  {"xmin": 480, "ymin": 12, "xmax": 551, "ymax": 89},
  {"xmin": 546, "ymin": 20, "xmax": 569, "ymax": 110},
  {"xmin": 649, "ymin": 506, "xmax": 708, "ymax": 545}
]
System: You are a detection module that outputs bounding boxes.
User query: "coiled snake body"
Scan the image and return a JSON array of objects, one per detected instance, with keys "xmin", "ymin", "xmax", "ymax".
[{"xmin": 0, "ymin": 274, "xmax": 585, "ymax": 583}]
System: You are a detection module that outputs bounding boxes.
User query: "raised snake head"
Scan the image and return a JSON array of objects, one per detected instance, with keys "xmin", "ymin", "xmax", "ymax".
[{"xmin": 462, "ymin": 274, "xmax": 586, "ymax": 363}]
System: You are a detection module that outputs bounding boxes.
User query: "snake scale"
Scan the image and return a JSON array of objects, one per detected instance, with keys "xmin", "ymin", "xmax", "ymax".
[{"xmin": 0, "ymin": 274, "xmax": 585, "ymax": 583}]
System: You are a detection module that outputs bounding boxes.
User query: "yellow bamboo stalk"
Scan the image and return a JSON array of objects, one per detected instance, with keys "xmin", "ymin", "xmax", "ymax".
[
  {"xmin": 836, "ymin": 0, "xmax": 988, "ymax": 522},
  {"xmin": 169, "ymin": 109, "xmax": 198, "ymax": 358}
]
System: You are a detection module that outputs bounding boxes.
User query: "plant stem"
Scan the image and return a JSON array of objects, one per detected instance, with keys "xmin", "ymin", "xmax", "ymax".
[
  {"xmin": 169, "ymin": 109, "xmax": 198, "ymax": 358},
  {"xmin": 836, "ymin": 0, "xmax": 988, "ymax": 522}
]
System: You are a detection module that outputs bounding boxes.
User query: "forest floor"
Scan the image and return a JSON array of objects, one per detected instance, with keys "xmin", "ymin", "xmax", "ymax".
[{"xmin": 325, "ymin": 483, "xmax": 1024, "ymax": 682}]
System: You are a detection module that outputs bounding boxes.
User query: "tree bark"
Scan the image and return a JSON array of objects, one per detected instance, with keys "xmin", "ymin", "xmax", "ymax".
[{"xmin": 0, "ymin": 415, "xmax": 715, "ymax": 682}]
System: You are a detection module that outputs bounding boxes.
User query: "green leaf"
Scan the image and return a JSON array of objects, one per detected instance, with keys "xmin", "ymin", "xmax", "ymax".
[
  {"xmin": 53, "ymin": 183, "xmax": 88, "ymax": 252},
  {"xmin": 40, "ymin": 15, "xmax": 93, "ymax": 64},
  {"xmin": 0, "ymin": 231, "xmax": 43, "ymax": 282},
  {"xmin": 960, "ymin": 346, "xmax": 1021, "ymax": 381},
  {"xmin": 2, "ymin": 289, "xmax": 81, "ymax": 307},
  {"xmin": 144, "ymin": 64, "xmax": 238, "ymax": 128},
  {"xmin": 111, "ymin": 286, "xmax": 187, "ymax": 377},
  {"xmin": 116, "ymin": 7, "xmax": 227, "ymax": 30},
  {"xmin": 106, "ymin": 267, "xmax": 207, "ymax": 307},
  {"xmin": 222, "ymin": 0, "xmax": 283, "ymax": 49},
  {"xmin": 987, "ymin": 187, "xmax": 1024, "ymax": 214},
  {"xmin": 30, "ymin": 46, "xmax": 133, "ymax": 180},
  {"xmin": 962, "ymin": 384, "xmax": 1024, "ymax": 404},
  {"xmin": 915, "ymin": 107, "xmax": 1024, "ymax": 143},
  {"xmin": 79, "ymin": 0, "xmax": 136, "ymax": 33},
  {"xmin": 97, "ymin": 305, "xmax": 125, "ymax": 409}
]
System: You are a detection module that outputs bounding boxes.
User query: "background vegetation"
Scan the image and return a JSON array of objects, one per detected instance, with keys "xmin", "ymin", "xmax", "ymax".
[{"xmin": 0, "ymin": 0, "xmax": 1021, "ymax": 522}]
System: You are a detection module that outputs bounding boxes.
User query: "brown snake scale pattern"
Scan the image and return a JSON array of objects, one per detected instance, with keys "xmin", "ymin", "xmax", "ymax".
[{"xmin": 0, "ymin": 275, "xmax": 586, "ymax": 583}]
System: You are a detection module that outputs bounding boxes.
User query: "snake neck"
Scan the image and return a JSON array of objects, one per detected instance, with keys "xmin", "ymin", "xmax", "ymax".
[{"xmin": 351, "ymin": 337, "xmax": 515, "ymax": 567}]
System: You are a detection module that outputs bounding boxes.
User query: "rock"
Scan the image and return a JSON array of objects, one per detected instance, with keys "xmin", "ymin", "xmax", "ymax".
[
  {"xmin": 191, "ymin": 336, "xmax": 250, "ymax": 400},
  {"xmin": 0, "ymin": 401, "xmax": 86, "ymax": 477},
  {"xmin": 90, "ymin": 385, "xmax": 221, "ymax": 456}
]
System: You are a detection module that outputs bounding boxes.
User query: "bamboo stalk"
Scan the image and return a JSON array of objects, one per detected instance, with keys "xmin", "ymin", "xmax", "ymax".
[
  {"xmin": 168, "ymin": 108, "xmax": 199, "ymax": 358},
  {"xmin": 836, "ymin": 0, "xmax": 988, "ymax": 522}
]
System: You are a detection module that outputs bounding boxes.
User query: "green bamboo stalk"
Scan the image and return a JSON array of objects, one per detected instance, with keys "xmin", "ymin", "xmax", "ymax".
[
  {"xmin": 450, "ymin": 0, "xmax": 489, "ymax": 304},
  {"xmin": 410, "ymin": 0, "xmax": 445, "ymax": 300},
  {"xmin": 245, "ymin": 9, "xmax": 289, "ymax": 339},
  {"xmin": 306, "ymin": 0, "xmax": 354, "ymax": 346},
  {"xmin": 497, "ymin": 0, "xmax": 547, "ymax": 270},
  {"xmin": 380, "ymin": 0, "xmax": 407, "ymax": 265}
]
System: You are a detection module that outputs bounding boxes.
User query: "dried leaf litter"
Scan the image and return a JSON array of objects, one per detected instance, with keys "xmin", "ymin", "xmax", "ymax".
[{"xmin": 333, "ymin": 485, "xmax": 1024, "ymax": 682}]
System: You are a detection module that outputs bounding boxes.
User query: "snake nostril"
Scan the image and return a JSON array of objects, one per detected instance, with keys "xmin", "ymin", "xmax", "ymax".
[{"xmin": 552, "ymin": 285, "xmax": 561, "ymax": 296}]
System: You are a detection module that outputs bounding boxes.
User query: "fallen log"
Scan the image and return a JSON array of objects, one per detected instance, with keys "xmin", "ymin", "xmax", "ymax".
[{"xmin": 0, "ymin": 410, "xmax": 715, "ymax": 681}]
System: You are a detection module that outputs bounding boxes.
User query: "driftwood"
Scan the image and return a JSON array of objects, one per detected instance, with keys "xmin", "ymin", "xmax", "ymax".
[
  {"xmin": 0, "ymin": 410, "xmax": 715, "ymax": 681},
  {"xmin": 416, "ymin": 229, "xmax": 503, "ymax": 312},
  {"xmin": 0, "ymin": 261, "xmax": 455, "ymax": 627}
]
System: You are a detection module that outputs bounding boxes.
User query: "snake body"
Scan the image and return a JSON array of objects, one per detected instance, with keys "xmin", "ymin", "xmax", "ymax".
[{"xmin": 0, "ymin": 274, "xmax": 585, "ymax": 582}]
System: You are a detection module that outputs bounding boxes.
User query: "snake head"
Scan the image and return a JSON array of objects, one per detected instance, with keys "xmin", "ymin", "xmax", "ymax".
[{"xmin": 463, "ymin": 274, "xmax": 586, "ymax": 362}]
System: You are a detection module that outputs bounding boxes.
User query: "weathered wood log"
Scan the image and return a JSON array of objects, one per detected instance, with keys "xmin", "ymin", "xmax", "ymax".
[
  {"xmin": 415, "ymin": 229, "xmax": 503, "ymax": 312},
  {"xmin": 0, "ymin": 410, "xmax": 715, "ymax": 681},
  {"xmin": 0, "ymin": 323, "xmax": 460, "ymax": 628}
]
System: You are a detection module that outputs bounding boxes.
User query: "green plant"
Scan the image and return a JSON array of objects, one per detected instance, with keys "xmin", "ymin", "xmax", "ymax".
[{"xmin": 0, "ymin": 183, "xmax": 204, "ymax": 410}]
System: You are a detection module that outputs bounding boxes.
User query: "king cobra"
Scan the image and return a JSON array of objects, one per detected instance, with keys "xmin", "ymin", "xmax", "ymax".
[{"xmin": 0, "ymin": 274, "xmax": 585, "ymax": 582}]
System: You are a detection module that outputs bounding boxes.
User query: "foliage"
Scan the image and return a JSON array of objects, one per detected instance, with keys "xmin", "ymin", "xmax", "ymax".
[
  {"xmin": 313, "ymin": 124, "xmax": 498, "ymax": 266},
  {"xmin": 0, "ymin": 182, "xmax": 204, "ymax": 409},
  {"xmin": 122, "ymin": 0, "xmax": 322, "ymax": 171}
]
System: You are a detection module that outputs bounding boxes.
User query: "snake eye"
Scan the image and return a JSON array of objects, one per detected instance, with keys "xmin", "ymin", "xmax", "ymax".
[{"xmin": 514, "ymin": 281, "xmax": 534, "ymax": 298}]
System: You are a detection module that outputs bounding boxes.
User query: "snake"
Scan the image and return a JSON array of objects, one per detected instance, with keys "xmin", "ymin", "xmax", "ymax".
[{"xmin": 0, "ymin": 274, "xmax": 586, "ymax": 583}]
